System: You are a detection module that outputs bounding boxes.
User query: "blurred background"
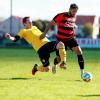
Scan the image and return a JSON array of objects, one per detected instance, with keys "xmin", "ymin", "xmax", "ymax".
[{"xmin": 0, "ymin": 0, "xmax": 100, "ymax": 48}]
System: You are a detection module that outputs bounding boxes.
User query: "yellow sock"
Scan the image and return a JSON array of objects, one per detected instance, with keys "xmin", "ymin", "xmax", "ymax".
[
  {"xmin": 37, "ymin": 65, "xmax": 44, "ymax": 72},
  {"xmin": 59, "ymin": 48, "xmax": 66, "ymax": 62}
]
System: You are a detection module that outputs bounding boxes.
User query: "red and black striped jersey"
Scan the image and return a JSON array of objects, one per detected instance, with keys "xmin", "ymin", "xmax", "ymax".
[{"xmin": 53, "ymin": 12, "xmax": 76, "ymax": 41}]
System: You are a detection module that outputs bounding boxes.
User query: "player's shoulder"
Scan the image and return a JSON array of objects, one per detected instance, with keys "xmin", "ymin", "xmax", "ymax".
[
  {"xmin": 32, "ymin": 25, "xmax": 37, "ymax": 29},
  {"xmin": 56, "ymin": 12, "xmax": 67, "ymax": 16},
  {"xmin": 19, "ymin": 28, "xmax": 25, "ymax": 33},
  {"xmin": 54, "ymin": 12, "xmax": 67, "ymax": 18},
  {"xmin": 32, "ymin": 26, "xmax": 38, "ymax": 29}
]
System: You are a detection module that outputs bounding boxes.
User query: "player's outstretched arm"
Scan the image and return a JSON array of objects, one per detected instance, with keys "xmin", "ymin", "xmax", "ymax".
[
  {"xmin": 5, "ymin": 33, "xmax": 15, "ymax": 41},
  {"xmin": 5, "ymin": 33, "xmax": 20, "ymax": 42},
  {"xmin": 40, "ymin": 20, "xmax": 56, "ymax": 40}
]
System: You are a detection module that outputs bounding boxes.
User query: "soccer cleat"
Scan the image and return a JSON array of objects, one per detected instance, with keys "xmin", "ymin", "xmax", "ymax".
[
  {"xmin": 59, "ymin": 61, "xmax": 67, "ymax": 69},
  {"xmin": 52, "ymin": 65, "xmax": 56, "ymax": 74},
  {"xmin": 32, "ymin": 64, "xmax": 38, "ymax": 75}
]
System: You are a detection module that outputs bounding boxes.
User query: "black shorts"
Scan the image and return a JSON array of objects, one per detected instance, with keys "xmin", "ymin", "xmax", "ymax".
[
  {"xmin": 37, "ymin": 41, "xmax": 58, "ymax": 67},
  {"xmin": 56, "ymin": 38, "xmax": 79, "ymax": 56},
  {"xmin": 63, "ymin": 38, "xmax": 79, "ymax": 50}
]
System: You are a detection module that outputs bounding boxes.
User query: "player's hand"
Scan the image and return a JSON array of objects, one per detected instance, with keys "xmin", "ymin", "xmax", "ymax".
[
  {"xmin": 40, "ymin": 33, "xmax": 46, "ymax": 40},
  {"xmin": 5, "ymin": 33, "xmax": 11, "ymax": 39}
]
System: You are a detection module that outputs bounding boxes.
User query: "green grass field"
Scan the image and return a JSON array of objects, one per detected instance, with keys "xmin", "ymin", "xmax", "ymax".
[{"xmin": 0, "ymin": 48, "xmax": 100, "ymax": 100}]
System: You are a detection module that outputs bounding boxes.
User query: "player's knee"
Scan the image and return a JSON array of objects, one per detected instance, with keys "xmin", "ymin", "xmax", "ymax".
[
  {"xmin": 56, "ymin": 42, "xmax": 65, "ymax": 49},
  {"xmin": 72, "ymin": 46, "xmax": 82, "ymax": 55}
]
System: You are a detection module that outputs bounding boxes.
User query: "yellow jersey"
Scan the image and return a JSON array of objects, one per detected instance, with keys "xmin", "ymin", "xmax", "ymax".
[{"xmin": 18, "ymin": 26, "xmax": 50, "ymax": 51}]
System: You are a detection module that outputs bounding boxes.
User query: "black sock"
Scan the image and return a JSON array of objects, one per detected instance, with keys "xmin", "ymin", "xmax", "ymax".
[
  {"xmin": 54, "ymin": 56, "xmax": 61, "ymax": 65},
  {"xmin": 54, "ymin": 57, "xmax": 59, "ymax": 65},
  {"xmin": 77, "ymin": 55, "xmax": 84, "ymax": 69}
]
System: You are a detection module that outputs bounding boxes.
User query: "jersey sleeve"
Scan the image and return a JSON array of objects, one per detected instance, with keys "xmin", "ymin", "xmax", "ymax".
[
  {"xmin": 53, "ymin": 13, "xmax": 61, "ymax": 23},
  {"xmin": 18, "ymin": 29, "xmax": 24, "ymax": 38}
]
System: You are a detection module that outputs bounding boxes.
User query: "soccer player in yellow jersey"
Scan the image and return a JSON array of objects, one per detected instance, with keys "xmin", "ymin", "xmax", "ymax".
[{"xmin": 5, "ymin": 16, "xmax": 66, "ymax": 75}]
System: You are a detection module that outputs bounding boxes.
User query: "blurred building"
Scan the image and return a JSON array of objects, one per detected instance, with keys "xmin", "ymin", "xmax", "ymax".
[
  {"xmin": 76, "ymin": 15, "xmax": 99, "ymax": 38},
  {"xmin": 0, "ymin": 16, "xmax": 24, "ymax": 37}
]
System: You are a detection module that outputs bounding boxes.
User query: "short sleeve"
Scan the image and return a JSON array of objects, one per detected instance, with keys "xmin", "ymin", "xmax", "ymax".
[
  {"xmin": 53, "ymin": 13, "xmax": 61, "ymax": 23},
  {"xmin": 18, "ymin": 29, "xmax": 24, "ymax": 38}
]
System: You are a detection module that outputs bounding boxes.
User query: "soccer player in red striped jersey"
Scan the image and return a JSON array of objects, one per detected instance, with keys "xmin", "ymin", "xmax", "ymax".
[{"xmin": 40, "ymin": 3, "xmax": 85, "ymax": 79}]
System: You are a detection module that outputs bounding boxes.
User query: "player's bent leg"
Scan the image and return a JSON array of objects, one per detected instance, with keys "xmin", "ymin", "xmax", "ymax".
[{"xmin": 56, "ymin": 42, "xmax": 67, "ymax": 69}]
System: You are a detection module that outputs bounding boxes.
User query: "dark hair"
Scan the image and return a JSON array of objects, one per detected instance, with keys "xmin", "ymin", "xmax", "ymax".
[
  {"xmin": 22, "ymin": 16, "xmax": 30, "ymax": 23},
  {"xmin": 70, "ymin": 3, "xmax": 78, "ymax": 9}
]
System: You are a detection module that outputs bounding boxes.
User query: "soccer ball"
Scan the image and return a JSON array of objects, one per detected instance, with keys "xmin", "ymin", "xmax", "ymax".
[{"xmin": 82, "ymin": 72, "xmax": 92, "ymax": 82}]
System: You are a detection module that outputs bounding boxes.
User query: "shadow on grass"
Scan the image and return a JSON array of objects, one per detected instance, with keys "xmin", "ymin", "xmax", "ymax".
[
  {"xmin": 0, "ymin": 77, "xmax": 33, "ymax": 80},
  {"xmin": 64, "ymin": 79, "xmax": 82, "ymax": 82},
  {"xmin": 78, "ymin": 94, "xmax": 100, "ymax": 97},
  {"xmin": 75, "ymin": 80, "xmax": 82, "ymax": 82}
]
